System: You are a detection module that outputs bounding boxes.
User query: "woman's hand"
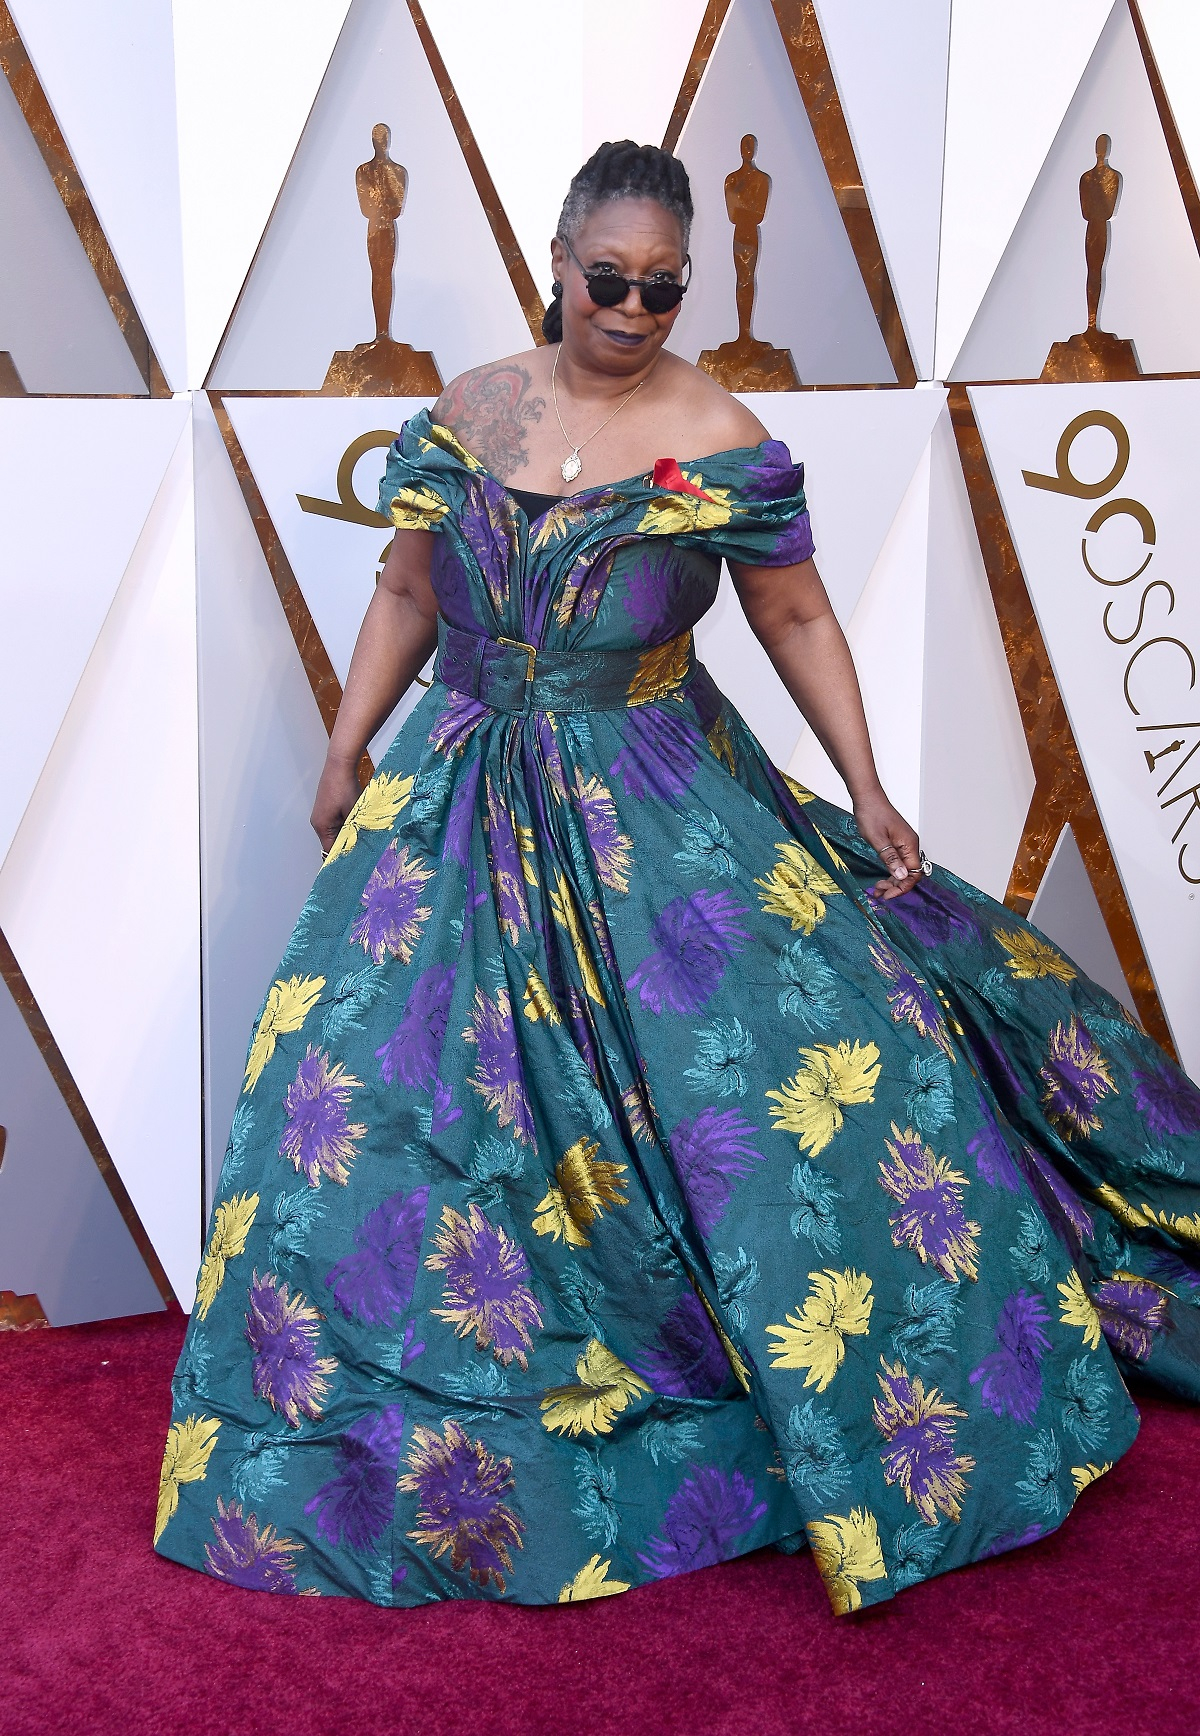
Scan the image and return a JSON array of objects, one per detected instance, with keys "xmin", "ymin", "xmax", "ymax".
[
  {"xmin": 311, "ymin": 750, "xmax": 362, "ymax": 856},
  {"xmin": 853, "ymin": 787, "xmax": 924, "ymax": 900}
]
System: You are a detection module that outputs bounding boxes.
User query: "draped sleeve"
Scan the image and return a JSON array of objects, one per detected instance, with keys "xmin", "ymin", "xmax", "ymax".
[
  {"xmin": 375, "ymin": 408, "xmax": 483, "ymax": 533},
  {"xmin": 636, "ymin": 441, "xmax": 815, "ymax": 568}
]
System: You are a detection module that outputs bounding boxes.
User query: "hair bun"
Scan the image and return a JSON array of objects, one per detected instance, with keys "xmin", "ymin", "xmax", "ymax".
[{"xmin": 541, "ymin": 280, "xmax": 563, "ymax": 344}]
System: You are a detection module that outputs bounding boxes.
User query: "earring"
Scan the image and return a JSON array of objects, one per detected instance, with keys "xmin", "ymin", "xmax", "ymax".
[{"xmin": 551, "ymin": 281, "xmax": 563, "ymax": 299}]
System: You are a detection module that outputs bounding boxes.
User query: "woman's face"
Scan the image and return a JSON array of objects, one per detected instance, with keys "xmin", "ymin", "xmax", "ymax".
[{"xmin": 551, "ymin": 197, "xmax": 687, "ymax": 375}]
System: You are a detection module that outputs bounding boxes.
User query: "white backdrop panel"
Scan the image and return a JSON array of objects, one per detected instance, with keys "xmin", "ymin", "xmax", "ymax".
[
  {"xmin": 936, "ymin": 0, "xmax": 1115, "ymax": 380},
  {"xmin": 9, "ymin": 0, "xmax": 187, "ymax": 389},
  {"xmin": 0, "ymin": 419, "xmax": 203, "ymax": 1305},
  {"xmin": 0, "ymin": 67, "xmax": 146, "ymax": 395},
  {"xmin": 172, "ymin": 0, "xmax": 354, "ymax": 389},
  {"xmin": 669, "ymin": 0, "xmax": 895, "ymax": 385},
  {"xmin": 814, "ymin": 0, "xmax": 951, "ymax": 381},
  {"xmin": 919, "ymin": 407, "xmax": 1035, "ymax": 899},
  {"xmin": 210, "ymin": 0, "xmax": 533, "ymax": 391},
  {"xmin": 973, "ymin": 380, "xmax": 1200, "ymax": 1076},
  {"xmin": 697, "ymin": 387, "xmax": 946, "ymax": 769},
  {"xmin": 0, "ymin": 967, "xmax": 164, "ymax": 1326},
  {"xmin": 954, "ymin": 0, "xmax": 1200, "ymax": 381},
  {"xmin": 222, "ymin": 395, "xmax": 434, "ymax": 764},
  {"xmin": 0, "ymin": 399, "xmax": 189, "ymax": 868},
  {"xmin": 194, "ymin": 396, "xmax": 330, "ymax": 1211}
]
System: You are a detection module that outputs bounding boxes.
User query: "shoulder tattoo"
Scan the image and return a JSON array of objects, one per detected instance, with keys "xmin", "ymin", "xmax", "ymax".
[{"xmin": 433, "ymin": 364, "xmax": 545, "ymax": 477}]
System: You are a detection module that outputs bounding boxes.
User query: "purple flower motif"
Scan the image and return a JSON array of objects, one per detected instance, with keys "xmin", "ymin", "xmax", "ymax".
[
  {"xmin": 670, "ymin": 1106, "xmax": 764, "ymax": 1236},
  {"xmin": 534, "ymin": 713, "xmax": 569, "ymax": 799},
  {"xmin": 244, "ymin": 1270, "xmax": 336, "ymax": 1427},
  {"xmin": 622, "ymin": 551, "xmax": 706, "ymax": 643},
  {"xmin": 1093, "ymin": 1276, "xmax": 1169, "ymax": 1362},
  {"xmin": 868, "ymin": 937, "xmax": 951, "ymax": 1052},
  {"xmin": 1017, "ymin": 1144, "xmax": 1094, "ymax": 1250},
  {"xmin": 878, "ymin": 1125, "xmax": 981, "ymax": 1281},
  {"xmin": 463, "ymin": 986, "xmax": 535, "ymax": 1144},
  {"xmin": 879, "ymin": 879, "xmax": 980, "ymax": 948},
  {"xmin": 744, "ymin": 441, "xmax": 806, "ymax": 502},
  {"xmin": 325, "ymin": 1185, "xmax": 429, "ymax": 1325},
  {"xmin": 1132, "ymin": 1060, "xmax": 1200, "ymax": 1138},
  {"xmin": 628, "ymin": 889, "xmax": 750, "ymax": 1016},
  {"xmin": 967, "ymin": 1096, "xmax": 1022, "ymax": 1192},
  {"xmin": 430, "ymin": 1076, "xmax": 463, "ymax": 1136},
  {"xmin": 1038, "ymin": 1017, "xmax": 1116, "ymax": 1140},
  {"xmin": 425, "ymin": 1203, "xmax": 543, "ymax": 1368},
  {"xmin": 637, "ymin": 1466, "xmax": 767, "ymax": 1578},
  {"xmin": 398, "ymin": 1419, "xmax": 523, "ymax": 1591},
  {"xmin": 444, "ymin": 759, "xmax": 481, "ymax": 865},
  {"xmin": 633, "ymin": 1290, "xmax": 730, "ymax": 1398},
  {"xmin": 205, "ymin": 1497, "xmax": 302, "ymax": 1593},
  {"xmin": 279, "ymin": 1048, "xmax": 367, "ymax": 1188},
  {"xmin": 350, "ymin": 839, "xmax": 435, "ymax": 966},
  {"xmin": 485, "ymin": 775, "xmax": 532, "ymax": 944},
  {"xmin": 305, "ymin": 1404, "xmax": 407, "ymax": 1552},
  {"xmin": 574, "ymin": 771, "xmax": 633, "ymax": 894},
  {"xmin": 610, "ymin": 706, "xmax": 701, "ymax": 804},
  {"xmin": 377, "ymin": 965, "xmax": 456, "ymax": 1090},
  {"xmin": 873, "ymin": 1360, "xmax": 975, "ymax": 1524},
  {"xmin": 969, "ymin": 1290, "xmax": 1053, "ymax": 1424}
]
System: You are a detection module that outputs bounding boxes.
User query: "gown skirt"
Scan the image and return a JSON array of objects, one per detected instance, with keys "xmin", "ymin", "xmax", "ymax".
[{"xmin": 155, "ymin": 412, "xmax": 1200, "ymax": 1613}]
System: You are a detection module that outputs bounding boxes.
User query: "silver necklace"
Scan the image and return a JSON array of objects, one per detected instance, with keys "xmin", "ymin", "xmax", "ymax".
[{"xmin": 551, "ymin": 347, "xmax": 648, "ymax": 484}]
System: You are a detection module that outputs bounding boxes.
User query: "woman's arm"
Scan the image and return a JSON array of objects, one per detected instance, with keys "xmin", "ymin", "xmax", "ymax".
[
  {"xmin": 728, "ymin": 555, "xmax": 923, "ymax": 899},
  {"xmin": 310, "ymin": 529, "xmax": 440, "ymax": 852}
]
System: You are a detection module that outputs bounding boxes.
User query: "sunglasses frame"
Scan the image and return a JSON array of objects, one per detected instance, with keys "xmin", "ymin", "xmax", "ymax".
[{"xmin": 557, "ymin": 235, "xmax": 691, "ymax": 315}]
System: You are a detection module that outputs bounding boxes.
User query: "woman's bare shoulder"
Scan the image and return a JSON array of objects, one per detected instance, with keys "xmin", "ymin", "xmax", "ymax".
[
  {"xmin": 431, "ymin": 349, "xmax": 547, "ymax": 474},
  {"xmin": 659, "ymin": 354, "xmax": 773, "ymax": 456}
]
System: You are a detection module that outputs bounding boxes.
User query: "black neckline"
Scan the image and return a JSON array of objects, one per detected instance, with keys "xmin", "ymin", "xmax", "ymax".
[{"xmin": 508, "ymin": 486, "xmax": 566, "ymax": 523}]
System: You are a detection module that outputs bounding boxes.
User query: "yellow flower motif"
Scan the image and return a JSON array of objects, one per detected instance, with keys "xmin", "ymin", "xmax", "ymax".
[
  {"xmin": 994, "ymin": 925, "xmax": 1077, "ymax": 983},
  {"xmin": 155, "ymin": 1414, "xmax": 221, "ymax": 1543},
  {"xmin": 425, "ymin": 424, "xmax": 484, "ymax": 468},
  {"xmin": 782, "ymin": 773, "xmax": 816, "ymax": 805},
  {"xmin": 807, "ymin": 1508, "xmax": 887, "ymax": 1615},
  {"xmin": 558, "ymin": 1555, "xmax": 632, "ymax": 1602},
  {"xmin": 533, "ymin": 1136, "xmax": 629, "ymax": 1247},
  {"xmin": 550, "ymin": 871, "xmax": 604, "ymax": 1004},
  {"xmin": 384, "ymin": 483, "xmax": 450, "ymax": 531},
  {"xmin": 1071, "ymin": 1461, "xmax": 1114, "ymax": 1495},
  {"xmin": 244, "ymin": 975, "xmax": 325, "ymax": 1093},
  {"xmin": 194, "ymin": 1192, "xmax": 259, "ymax": 1320},
  {"xmin": 755, "ymin": 840, "xmax": 842, "ymax": 934},
  {"xmin": 766, "ymin": 1039, "xmax": 881, "ymax": 1156},
  {"xmin": 621, "ymin": 1079, "xmax": 656, "ymax": 1144},
  {"xmin": 530, "ymin": 500, "xmax": 591, "ymax": 554},
  {"xmin": 522, "ymin": 968, "xmax": 560, "ymax": 1024},
  {"xmin": 540, "ymin": 1340, "xmax": 650, "ymax": 1438},
  {"xmin": 626, "ymin": 631, "xmax": 692, "ymax": 704},
  {"xmin": 637, "ymin": 479, "xmax": 735, "ymax": 535},
  {"xmin": 324, "ymin": 772, "xmax": 414, "ymax": 865},
  {"xmin": 515, "ymin": 823, "xmax": 539, "ymax": 886},
  {"xmin": 706, "ymin": 712, "xmax": 736, "ymax": 773},
  {"xmin": 1093, "ymin": 1182, "xmax": 1151, "ymax": 1230},
  {"xmin": 1058, "ymin": 1268, "xmax": 1102, "ymax": 1349},
  {"xmin": 1133, "ymin": 1204, "xmax": 1200, "ymax": 1244},
  {"xmin": 813, "ymin": 828, "xmax": 846, "ymax": 871},
  {"xmin": 766, "ymin": 1268, "xmax": 874, "ymax": 1391}
]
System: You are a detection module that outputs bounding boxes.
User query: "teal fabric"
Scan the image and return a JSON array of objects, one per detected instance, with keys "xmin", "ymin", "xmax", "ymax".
[{"xmin": 157, "ymin": 412, "xmax": 1200, "ymax": 1614}]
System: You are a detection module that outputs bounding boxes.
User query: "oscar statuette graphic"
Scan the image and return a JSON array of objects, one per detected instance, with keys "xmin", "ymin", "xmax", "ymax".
[
  {"xmin": 323, "ymin": 123, "xmax": 443, "ymax": 396},
  {"xmin": 1041, "ymin": 134, "xmax": 1141, "ymax": 382},
  {"xmin": 698, "ymin": 134, "xmax": 800, "ymax": 391}
]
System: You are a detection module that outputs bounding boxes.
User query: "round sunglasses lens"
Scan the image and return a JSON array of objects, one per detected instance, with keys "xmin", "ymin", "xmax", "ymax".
[
  {"xmin": 586, "ymin": 275, "xmax": 628, "ymax": 308},
  {"xmin": 641, "ymin": 282, "xmax": 685, "ymax": 313}
]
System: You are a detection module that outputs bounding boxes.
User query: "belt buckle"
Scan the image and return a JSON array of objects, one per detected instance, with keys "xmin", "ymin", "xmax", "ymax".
[{"xmin": 497, "ymin": 636, "xmax": 537, "ymax": 684}]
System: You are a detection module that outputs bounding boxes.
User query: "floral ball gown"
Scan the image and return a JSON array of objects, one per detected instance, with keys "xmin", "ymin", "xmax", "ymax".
[{"xmin": 156, "ymin": 409, "xmax": 1200, "ymax": 1614}]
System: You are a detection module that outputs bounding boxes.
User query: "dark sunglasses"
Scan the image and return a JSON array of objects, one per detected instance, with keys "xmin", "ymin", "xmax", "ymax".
[{"xmin": 558, "ymin": 235, "xmax": 690, "ymax": 314}]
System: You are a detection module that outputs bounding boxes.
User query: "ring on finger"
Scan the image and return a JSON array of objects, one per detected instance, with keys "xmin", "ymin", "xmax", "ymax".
[{"xmin": 920, "ymin": 852, "xmax": 933, "ymax": 876}]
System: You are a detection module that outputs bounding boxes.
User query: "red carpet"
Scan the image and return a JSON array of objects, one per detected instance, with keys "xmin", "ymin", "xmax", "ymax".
[{"xmin": 3, "ymin": 1312, "xmax": 1197, "ymax": 1736}]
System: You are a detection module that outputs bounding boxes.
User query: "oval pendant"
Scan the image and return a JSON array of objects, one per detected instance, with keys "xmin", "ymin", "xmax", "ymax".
[{"xmin": 561, "ymin": 452, "xmax": 582, "ymax": 483}]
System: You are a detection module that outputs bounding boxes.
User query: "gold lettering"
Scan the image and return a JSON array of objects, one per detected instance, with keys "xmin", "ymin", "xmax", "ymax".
[
  {"xmin": 297, "ymin": 429, "xmax": 399, "ymax": 526},
  {"xmin": 1102, "ymin": 580, "xmax": 1175, "ymax": 646},
  {"xmin": 1022, "ymin": 409, "xmax": 1129, "ymax": 498},
  {"xmin": 1081, "ymin": 496, "xmax": 1155, "ymax": 585},
  {"xmin": 1124, "ymin": 637, "xmax": 1198, "ymax": 716}
]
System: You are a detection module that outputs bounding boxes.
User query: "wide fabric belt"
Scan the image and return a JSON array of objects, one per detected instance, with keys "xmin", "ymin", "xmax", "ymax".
[{"xmin": 433, "ymin": 618, "xmax": 697, "ymax": 714}]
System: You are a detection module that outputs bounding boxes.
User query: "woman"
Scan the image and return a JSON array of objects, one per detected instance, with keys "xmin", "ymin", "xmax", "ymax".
[{"xmin": 157, "ymin": 142, "xmax": 1200, "ymax": 1614}]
